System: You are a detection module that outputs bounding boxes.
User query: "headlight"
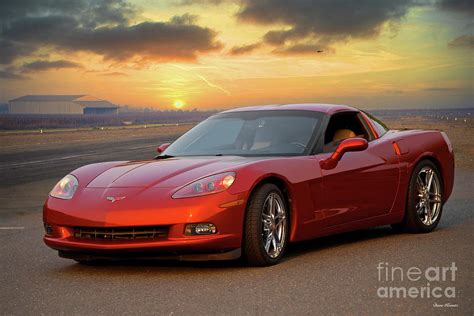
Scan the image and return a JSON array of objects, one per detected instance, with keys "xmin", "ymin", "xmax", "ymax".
[
  {"xmin": 49, "ymin": 175, "xmax": 79, "ymax": 200},
  {"xmin": 172, "ymin": 172, "xmax": 236, "ymax": 199}
]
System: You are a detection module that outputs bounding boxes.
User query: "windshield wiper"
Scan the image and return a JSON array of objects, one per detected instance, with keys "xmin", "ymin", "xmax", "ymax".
[{"xmin": 155, "ymin": 154, "xmax": 175, "ymax": 159}]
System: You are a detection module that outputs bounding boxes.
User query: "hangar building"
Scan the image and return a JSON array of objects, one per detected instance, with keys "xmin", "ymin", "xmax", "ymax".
[{"xmin": 8, "ymin": 95, "xmax": 118, "ymax": 115}]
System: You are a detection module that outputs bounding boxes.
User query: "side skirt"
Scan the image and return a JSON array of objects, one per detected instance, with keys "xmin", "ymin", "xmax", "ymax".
[{"xmin": 292, "ymin": 211, "xmax": 405, "ymax": 242}]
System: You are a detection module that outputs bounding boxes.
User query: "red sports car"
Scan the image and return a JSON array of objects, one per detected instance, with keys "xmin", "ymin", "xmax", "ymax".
[{"xmin": 43, "ymin": 104, "xmax": 455, "ymax": 266}]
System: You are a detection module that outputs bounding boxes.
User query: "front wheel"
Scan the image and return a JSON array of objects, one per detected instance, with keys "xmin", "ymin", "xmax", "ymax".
[
  {"xmin": 393, "ymin": 160, "xmax": 443, "ymax": 233},
  {"xmin": 243, "ymin": 184, "xmax": 289, "ymax": 266}
]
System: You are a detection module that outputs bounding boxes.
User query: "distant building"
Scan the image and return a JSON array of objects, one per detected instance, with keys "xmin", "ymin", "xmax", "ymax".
[{"xmin": 8, "ymin": 95, "xmax": 118, "ymax": 115}]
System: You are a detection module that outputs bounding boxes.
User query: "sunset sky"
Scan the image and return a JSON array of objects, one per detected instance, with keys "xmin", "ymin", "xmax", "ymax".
[{"xmin": 0, "ymin": 0, "xmax": 472, "ymax": 110}]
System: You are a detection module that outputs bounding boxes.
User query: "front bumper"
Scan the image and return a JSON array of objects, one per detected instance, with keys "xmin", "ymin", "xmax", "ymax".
[
  {"xmin": 43, "ymin": 231, "xmax": 239, "ymax": 253},
  {"xmin": 43, "ymin": 189, "xmax": 247, "ymax": 258}
]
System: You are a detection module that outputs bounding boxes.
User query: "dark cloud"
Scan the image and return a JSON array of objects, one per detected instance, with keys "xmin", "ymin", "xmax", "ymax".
[
  {"xmin": 0, "ymin": 39, "xmax": 32, "ymax": 64},
  {"xmin": 0, "ymin": 1, "xmax": 222, "ymax": 66},
  {"xmin": 175, "ymin": 0, "xmax": 227, "ymax": 5},
  {"xmin": 448, "ymin": 34, "xmax": 474, "ymax": 48},
  {"xmin": 229, "ymin": 43, "xmax": 262, "ymax": 55},
  {"xmin": 0, "ymin": 0, "xmax": 137, "ymax": 27},
  {"xmin": 236, "ymin": 0, "xmax": 417, "ymax": 53},
  {"xmin": 21, "ymin": 60, "xmax": 82, "ymax": 72},
  {"xmin": 62, "ymin": 19, "xmax": 222, "ymax": 62},
  {"xmin": 438, "ymin": 0, "xmax": 474, "ymax": 14},
  {"xmin": 0, "ymin": 70, "xmax": 28, "ymax": 80}
]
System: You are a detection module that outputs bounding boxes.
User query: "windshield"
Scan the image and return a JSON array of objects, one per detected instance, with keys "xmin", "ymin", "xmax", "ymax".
[{"xmin": 163, "ymin": 110, "xmax": 323, "ymax": 157}]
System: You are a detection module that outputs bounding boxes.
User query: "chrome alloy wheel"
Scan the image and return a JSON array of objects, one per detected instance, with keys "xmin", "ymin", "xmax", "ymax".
[
  {"xmin": 416, "ymin": 166, "xmax": 442, "ymax": 226},
  {"xmin": 261, "ymin": 193, "xmax": 287, "ymax": 258}
]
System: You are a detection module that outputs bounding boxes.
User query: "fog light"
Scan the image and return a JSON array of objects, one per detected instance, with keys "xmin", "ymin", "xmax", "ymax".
[
  {"xmin": 44, "ymin": 223, "xmax": 53, "ymax": 236},
  {"xmin": 185, "ymin": 223, "xmax": 217, "ymax": 235}
]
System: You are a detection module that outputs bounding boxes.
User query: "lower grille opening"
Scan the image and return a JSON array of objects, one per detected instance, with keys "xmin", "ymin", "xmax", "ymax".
[{"xmin": 73, "ymin": 226, "xmax": 169, "ymax": 241}]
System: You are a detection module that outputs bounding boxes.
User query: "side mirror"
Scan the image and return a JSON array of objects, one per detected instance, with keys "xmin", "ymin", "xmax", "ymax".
[
  {"xmin": 157, "ymin": 143, "xmax": 171, "ymax": 154},
  {"xmin": 320, "ymin": 137, "xmax": 368, "ymax": 170}
]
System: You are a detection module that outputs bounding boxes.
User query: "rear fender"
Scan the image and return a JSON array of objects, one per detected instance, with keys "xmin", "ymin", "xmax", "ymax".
[{"xmin": 392, "ymin": 130, "xmax": 454, "ymax": 205}]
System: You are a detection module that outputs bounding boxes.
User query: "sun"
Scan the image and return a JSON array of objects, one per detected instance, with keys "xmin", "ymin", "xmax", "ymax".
[{"xmin": 173, "ymin": 100, "xmax": 186, "ymax": 109}]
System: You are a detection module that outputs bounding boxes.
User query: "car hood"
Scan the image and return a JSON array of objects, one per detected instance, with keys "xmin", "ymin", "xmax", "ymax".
[{"xmin": 83, "ymin": 156, "xmax": 256, "ymax": 189}]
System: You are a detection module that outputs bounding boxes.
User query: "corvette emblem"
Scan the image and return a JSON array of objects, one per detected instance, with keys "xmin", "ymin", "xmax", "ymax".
[{"xmin": 106, "ymin": 196, "xmax": 126, "ymax": 203}]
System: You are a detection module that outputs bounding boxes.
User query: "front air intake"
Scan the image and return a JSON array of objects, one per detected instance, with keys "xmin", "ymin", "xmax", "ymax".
[{"xmin": 72, "ymin": 226, "xmax": 169, "ymax": 241}]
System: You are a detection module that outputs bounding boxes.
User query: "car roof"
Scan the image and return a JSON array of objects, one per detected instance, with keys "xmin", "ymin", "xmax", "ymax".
[{"xmin": 221, "ymin": 103, "xmax": 359, "ymax": 115}]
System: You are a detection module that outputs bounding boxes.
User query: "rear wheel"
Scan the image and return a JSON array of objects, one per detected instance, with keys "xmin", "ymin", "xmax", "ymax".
[
  {"xmin": 393, "ymin": 160, "xmax": 443, "ymax": 233},
  {"xmin": 243, "ymin": 184, "xmax": 289, "ymax": 266}
]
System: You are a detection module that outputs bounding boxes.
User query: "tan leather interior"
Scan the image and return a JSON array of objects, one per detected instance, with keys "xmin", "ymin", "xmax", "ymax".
[{"xmin": 333, "ymin": 129, "xmax": 356, "ymax": 142}]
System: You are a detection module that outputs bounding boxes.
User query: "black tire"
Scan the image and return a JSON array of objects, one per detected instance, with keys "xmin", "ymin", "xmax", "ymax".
[
  {"xmin": 243, "ymin": 183, "xmax": 289, "ymax": 266},
  {"xmin": 392, "ymin": 160, "xmax": 443, "ymax": 233}
]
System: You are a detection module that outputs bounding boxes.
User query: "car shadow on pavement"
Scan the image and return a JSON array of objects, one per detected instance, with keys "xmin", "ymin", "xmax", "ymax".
[
  {"xmin": 51, "ymin": 225, "xmax": 409, "ymax": 273},
  {"xmin": 52, "ymin": 256, "xmax": 244, "ymax": 275},
  {"xmin": 284, "ymin": 225, "xmax": 397, "ymax": 260}
]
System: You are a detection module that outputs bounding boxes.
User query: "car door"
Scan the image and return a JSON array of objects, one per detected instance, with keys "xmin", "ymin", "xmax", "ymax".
[{"xmin": 313, "ymin": 111, "xmax": 400, "ymax": 227}]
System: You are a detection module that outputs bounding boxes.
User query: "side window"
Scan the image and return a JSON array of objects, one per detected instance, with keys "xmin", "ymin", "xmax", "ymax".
[
  {"xmin": 364, "ymin": 112, "xmax": 389, "ymax": 136},
  {"xmin": 323, "ymin": 112, "xmax": 370, "ymax": 153}
]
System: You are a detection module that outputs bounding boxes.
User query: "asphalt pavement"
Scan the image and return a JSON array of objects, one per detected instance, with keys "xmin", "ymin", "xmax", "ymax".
[{"xmin": 0, "ymin": 135, "xmax": 472, "ymax": 315}]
